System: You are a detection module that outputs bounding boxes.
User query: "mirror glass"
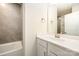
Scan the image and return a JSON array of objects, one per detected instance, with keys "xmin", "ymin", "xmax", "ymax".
[{"xmin": 57, "ymin": 3, "xmax": 79, "ymax": 36}]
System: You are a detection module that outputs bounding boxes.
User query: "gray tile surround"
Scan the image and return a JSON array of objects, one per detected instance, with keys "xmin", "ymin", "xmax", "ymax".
[{"xmin": 0, "ymin": 4, "xmax": 22, "ymax": 44}]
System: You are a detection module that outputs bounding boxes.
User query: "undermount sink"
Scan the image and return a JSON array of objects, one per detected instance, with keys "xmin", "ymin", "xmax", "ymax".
[
  {"xmin": 49, "ymin": 36, "xmax": 76, "ymax": 43},
  {"xmin": 54, "ymin": 37, "xmax": 75, "ymax": 42}
]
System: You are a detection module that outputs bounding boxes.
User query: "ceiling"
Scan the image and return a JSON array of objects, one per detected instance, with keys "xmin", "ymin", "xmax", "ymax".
[{"xmin": 57, "ymin": 4, "xmax": 72, "ymax": 17}]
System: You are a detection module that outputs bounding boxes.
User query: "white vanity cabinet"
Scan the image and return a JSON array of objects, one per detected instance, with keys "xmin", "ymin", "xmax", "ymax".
[
  {"xmin": 37, "ymin": 38, "xmax": 48, "ymax": 56},
  {"xmin": 48, "ymin": 43, "xmax": 79, "ymax": 56},
  {"xmin": 37, "ymin": 44, "xmax": 47, "ymax": 56},
  {"xmin": 37, "ymin": 38, "xmax": 79, "ymax": 56},
  {"xmin": 37, "ymin": 38, "xmax": 57, "ymax": 56}
]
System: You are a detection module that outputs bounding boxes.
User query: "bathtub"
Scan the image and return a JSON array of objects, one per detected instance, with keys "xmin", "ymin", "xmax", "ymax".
[{"xmin": 0, "ymin": 41, "xmax": 24, "ymax": 56}]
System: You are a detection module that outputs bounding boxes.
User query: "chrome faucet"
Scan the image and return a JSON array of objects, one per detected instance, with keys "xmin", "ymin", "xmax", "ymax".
[{"xmin": 55, "ymin": 34, "xmax": 60, "ymax": 38}]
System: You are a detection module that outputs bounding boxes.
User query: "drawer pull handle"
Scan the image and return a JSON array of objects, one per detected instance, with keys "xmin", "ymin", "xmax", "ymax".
[
  {"xmin": 44, "ymin": 52, "xmax": 45, "ymax": 56},
  {"xmin": 44, "ymin": 51, "xmax": 47, "ymax": 56}
]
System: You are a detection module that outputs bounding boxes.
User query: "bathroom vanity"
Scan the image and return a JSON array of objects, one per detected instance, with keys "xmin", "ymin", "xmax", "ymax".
[{"xmin": 37, "ymin": 33, "xmax": 79, "ymax": 56}]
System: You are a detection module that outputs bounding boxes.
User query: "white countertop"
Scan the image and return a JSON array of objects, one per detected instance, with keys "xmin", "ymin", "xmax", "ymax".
[{"xmin": 37, "ymin": 33, "xmax": 79, "ymax": 53}]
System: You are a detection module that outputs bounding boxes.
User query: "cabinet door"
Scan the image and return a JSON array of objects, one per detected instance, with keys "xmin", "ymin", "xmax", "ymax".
[
  {"xmin": 37, "ymin": 45, "xmax": 47, "ymax": 56},
  {"xmin": 48, "ymin": 51, "xmax": 57, "ymax": 56},
  {"xmin": 48, "ymin": 43, "xmax": 79, "ymax": 56}
]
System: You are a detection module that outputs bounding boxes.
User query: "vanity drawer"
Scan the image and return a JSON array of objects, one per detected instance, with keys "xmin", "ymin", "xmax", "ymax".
[
  {"xmin": 37, "ymin": 39, "xmax": 47, "ymax": 48},
  {"xmin": 48, "ymin": 43, "xmax": 79, "ymax": 56}
]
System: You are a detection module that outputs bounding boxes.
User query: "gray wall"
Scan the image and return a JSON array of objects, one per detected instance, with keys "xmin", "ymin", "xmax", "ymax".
[{"xmin": 0, "ymin": 4, "xmax": 22, "ymax": 44}]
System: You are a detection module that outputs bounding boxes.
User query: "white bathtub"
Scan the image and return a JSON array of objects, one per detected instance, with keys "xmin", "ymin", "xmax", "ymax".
[{"xmin": 0, "ymin": 41, "xmax": 24, "ymax": 56}]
